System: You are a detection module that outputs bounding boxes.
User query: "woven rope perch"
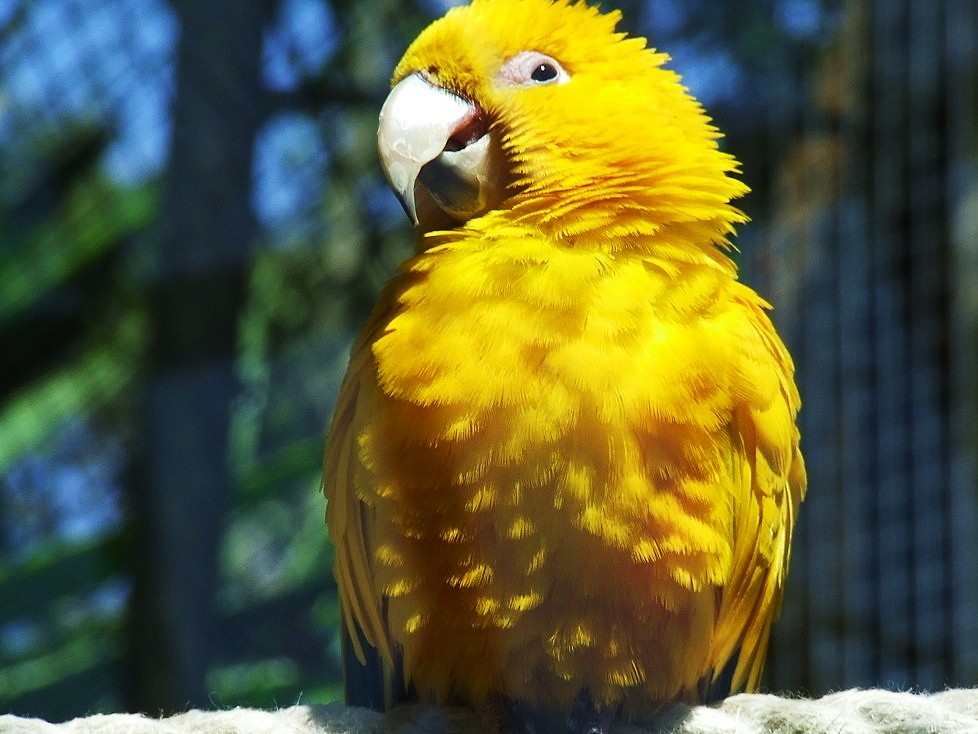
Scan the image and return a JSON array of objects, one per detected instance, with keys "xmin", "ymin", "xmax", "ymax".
[{"xmin": 4, "ymin": 689, "xmax": 978, "ymax": 734}]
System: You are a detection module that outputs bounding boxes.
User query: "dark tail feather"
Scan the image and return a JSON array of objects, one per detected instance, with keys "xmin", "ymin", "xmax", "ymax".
[
  {"xmin": 341, "ymin": 624, "xmax": 409, "ymax": 710},
  {"xmin": 699, "ymin": 650, "xmax": 740, "ymax": 704}
]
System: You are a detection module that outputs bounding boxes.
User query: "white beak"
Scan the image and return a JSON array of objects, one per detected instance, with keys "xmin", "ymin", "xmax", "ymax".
[{"xmin": 377, "ymin": 73, "xmax": 503, "ymax": 226}]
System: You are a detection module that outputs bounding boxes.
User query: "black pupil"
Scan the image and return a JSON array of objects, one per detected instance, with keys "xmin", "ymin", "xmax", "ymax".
[{"xmin": 531, "ymin": 62, "xmax": 557, "ymax": 82}]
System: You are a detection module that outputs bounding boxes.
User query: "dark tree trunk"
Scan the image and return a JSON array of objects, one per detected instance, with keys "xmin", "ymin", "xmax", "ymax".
[{"xmin": 127, "ymin": 0, "xmax": 276, "ymax": 712}]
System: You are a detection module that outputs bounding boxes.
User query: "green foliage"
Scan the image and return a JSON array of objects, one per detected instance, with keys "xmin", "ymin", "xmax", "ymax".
[
  {"xmin": 0, "ymin": 176, "xmax": 158, "ymax": 327},
  {"xmin": 0, "ymin": 534, "xmax": 128, "ymax": 716},
  {"xmin": 0, "ymin": 0, "xmax": 427, "ymax": 719},
  {"xmin": 0, "ymin": 311, "xmax": 145, "ymax": 473}
]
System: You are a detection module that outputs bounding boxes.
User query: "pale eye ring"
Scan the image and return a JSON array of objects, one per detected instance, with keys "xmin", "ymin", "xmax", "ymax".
[{"xmin": 497, "ymin": 51, "xmax": 570, "ymax": 87}]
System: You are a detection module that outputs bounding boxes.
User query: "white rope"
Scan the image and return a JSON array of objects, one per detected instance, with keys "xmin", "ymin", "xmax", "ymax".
[{"xmin": 4, "ymin": 689, "xmax": 978, "ymax": 734}]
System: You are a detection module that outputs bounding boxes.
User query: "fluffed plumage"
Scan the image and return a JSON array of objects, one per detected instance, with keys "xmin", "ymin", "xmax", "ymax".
[{"xmin": 324, "ymin": 0, "xmax": 806, "ymax": 729}]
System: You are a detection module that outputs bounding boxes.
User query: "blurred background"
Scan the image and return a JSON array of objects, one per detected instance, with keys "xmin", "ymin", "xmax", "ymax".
[{"xmin": 2, "ymin": 0, "xmax": 977, "ymax": 721}]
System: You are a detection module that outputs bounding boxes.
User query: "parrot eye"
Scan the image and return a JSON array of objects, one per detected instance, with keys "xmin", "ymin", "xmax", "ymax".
[
  {"xmin": 531, "ymin": 63, "xmax": 557, "ymax": 83},
  {"xmin": 497, "ymin": 51, "xmax": 570, "ymax": 88}
]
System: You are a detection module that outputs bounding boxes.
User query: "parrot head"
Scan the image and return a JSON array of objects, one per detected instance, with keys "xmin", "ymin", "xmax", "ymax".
[{"xmin": 377, "ymin": 0, "xmax": 748, "ymax": 249}]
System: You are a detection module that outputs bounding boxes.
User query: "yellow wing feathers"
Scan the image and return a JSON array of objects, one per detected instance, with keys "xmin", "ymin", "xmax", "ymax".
[{"xmin": 326, "ymin": 240, "xmax": 803, "ymax": 714}]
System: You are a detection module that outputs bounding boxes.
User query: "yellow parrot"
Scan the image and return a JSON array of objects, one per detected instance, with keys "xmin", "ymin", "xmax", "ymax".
[{"xmin": 324, "ymin": 0, "xmax": 806, "ymax": 731}]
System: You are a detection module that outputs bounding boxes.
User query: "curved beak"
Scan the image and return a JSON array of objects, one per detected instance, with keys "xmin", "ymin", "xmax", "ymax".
[{"xmin": 377, "ymin": 73, "xmax": 504, "ymax": 227}]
